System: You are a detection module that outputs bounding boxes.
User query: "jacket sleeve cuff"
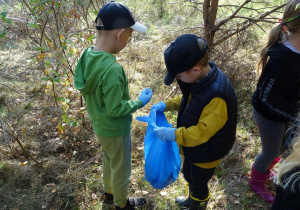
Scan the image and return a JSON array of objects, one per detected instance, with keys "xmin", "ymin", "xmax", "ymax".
[{"xmin": 137, "ymin": 99, "xmax": 144, "ymax": 108}]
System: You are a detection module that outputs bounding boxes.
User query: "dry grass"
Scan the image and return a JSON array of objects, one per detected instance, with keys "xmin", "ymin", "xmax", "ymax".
[{"xmin": 0, "ymin": 21, "xmax": 276, "ymax": 210}]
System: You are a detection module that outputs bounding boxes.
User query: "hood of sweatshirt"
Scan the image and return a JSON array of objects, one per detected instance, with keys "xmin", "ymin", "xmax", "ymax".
[
  {"xmin": 74, "ymin": 47, "xmax": 116, "ymax": 94},
  {"xmin": 267, "ymin": 42, "xmax": 300, "ymax": 60}
]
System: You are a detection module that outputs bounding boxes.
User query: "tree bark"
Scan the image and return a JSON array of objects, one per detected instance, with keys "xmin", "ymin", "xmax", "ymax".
[{"xmin": 203, "ymin": 0, "xmax": 219, "ymax": 47}]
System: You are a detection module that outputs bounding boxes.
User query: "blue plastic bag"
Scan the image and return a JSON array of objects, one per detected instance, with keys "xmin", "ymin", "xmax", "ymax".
[{"xmin": 136, "ymin": 109, "xmax": 181, "ymax": 189}]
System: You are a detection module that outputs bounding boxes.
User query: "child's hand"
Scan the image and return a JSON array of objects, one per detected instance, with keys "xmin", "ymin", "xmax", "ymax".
[
  {"xmin": 151, "ymin": 101, "xmax": 166, "ymax": 112},
  {"xmin": 154, "ymin": 127, "xmax": 176, "ymax": 142},
  {"xmin": 138, "ymin": 87, "xmax": 152, "ymax": 107}
]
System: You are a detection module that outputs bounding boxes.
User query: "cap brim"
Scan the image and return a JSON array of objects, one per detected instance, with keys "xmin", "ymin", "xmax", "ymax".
[
  {"xmin": 130, "ymin": 22, "xmax": 147, "ymax": 34},
  {"xmin": 164, "ymin": 71, "xmax": 176, "ymax": 85}
]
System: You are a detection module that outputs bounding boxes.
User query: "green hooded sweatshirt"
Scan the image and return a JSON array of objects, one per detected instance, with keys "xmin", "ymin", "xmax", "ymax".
[{"xmin": 74, "ymin": 47, "xmax": 143, "ymax": 137}]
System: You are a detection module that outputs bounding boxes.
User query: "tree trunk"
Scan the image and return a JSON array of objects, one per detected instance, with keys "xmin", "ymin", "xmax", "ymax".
[{"xmin": 203, "ymin": 0, "xmax": 219, "ymax": 47}]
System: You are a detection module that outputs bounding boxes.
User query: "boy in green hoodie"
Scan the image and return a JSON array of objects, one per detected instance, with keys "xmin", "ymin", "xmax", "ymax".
[{"xmin": 74, "ymin": 2, "xmax": 152, "ymax": 209}]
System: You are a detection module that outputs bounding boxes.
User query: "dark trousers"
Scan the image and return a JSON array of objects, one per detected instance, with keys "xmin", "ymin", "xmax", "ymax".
[{"xmin": 183, "ymin": 159, "xmax": 216, "ymax": 200}]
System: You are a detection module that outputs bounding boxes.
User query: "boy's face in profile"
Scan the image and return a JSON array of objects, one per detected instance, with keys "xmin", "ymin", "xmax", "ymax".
[{"xmin": 175, "ymin": 65, "xmax": 202, "ymax": 83}]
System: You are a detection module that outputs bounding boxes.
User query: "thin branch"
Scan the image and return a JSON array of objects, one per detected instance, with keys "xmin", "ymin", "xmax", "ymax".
[
  {"xmin": 213, "ymin": 22, "xmax": 252, "ymax": 46},
  {"xmin": 0, "ymin": 117, "xmax": 8, "ymax": 145},
  {"xmin": 165, "ymin": 85, "xmax": 178, "ymax": 101},
  {"xmin": 20, "ymin": 0, "xmax": 34, "ymax": 14},
  {"xmin": 4, "ymin": 120, "xmax": 42, "ymax": 166},
  {"xmin": 255, "ymin": 3, "xmax": 287, "ymax": 19},
  {"xmin": 214, "ymin": 0, "xmax": 251, "ymax": 32},
  {"xmin": 51, "ymin": 4, "xmax": 74, "ymax": 75},
  {"xmin": 209, "ymin": 2, "xmax": 287, "ymax": 46}
]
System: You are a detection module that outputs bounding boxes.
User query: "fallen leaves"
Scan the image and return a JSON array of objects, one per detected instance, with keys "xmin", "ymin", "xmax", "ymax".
[
  {"xmin": 57, "ymin": 126, "xmax": 64, "ymax": 133},
  {"xmin": 37, "ymin": 53, "xmax": 46, "ymax": 61}
]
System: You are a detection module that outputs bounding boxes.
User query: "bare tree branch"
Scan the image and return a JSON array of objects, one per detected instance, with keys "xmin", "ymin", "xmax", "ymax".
[
  {"xmin": 206, "ymin": 1, "xmax": 287, "ymax": 47},
  {"xmin": 213, "ymin": 0, "xmax": 251, "ymax": 32}
]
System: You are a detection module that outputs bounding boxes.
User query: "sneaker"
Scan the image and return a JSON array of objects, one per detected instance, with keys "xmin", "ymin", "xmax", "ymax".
[
  {"xmin": 115, "ymin": 197, "xmax": 147, "ymax": 210},
  {"xmin": 103, "ymin": 192, "xmax": 114, "ymax": 205}
]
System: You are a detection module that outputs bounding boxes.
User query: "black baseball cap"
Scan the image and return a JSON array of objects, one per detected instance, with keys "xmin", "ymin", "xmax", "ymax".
[
  {"xmin": 95, "ymin": 1, "xmax": 147, "ymax": 34},
  {"xmin": 164, "ymin": 34, "xmax": 208, "ymax": 85}
]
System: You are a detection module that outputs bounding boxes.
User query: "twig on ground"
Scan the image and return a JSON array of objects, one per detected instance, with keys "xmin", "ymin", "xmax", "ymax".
[
  {"xmin": 0, "ymin": 117, "xmax": 8, "ymax": 145},
  {"xmin": 4, "ymin": 120, "xmax": 42, "ymax": 167},
  {"xmin": 165, "ymin": 85, "xmax": 178, "ymax": 101}
]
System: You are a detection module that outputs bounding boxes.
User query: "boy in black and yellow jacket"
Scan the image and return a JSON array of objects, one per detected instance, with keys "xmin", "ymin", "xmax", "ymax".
[{"xmin": 152, "ymin": 34, "xmax": 237, "ymax": 210}]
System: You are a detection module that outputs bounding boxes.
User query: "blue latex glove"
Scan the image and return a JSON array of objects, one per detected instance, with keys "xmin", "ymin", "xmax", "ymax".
[
  {"xmin": 138, "ymin": 87, "xmax": 152, "ymax": 106},
  {"xmin": 151, "ymin": 101, "xmax": 166, "ymax": 112},
  {"xmin": 154, "ymin": 127, "xmax": 176, "ymax": 142}
]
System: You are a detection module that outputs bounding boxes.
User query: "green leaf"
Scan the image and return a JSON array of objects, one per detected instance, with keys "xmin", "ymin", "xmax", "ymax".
[
  {"xmin": 88, "ymin": 35, "xmax": 94, "ymax": 41},
  {"xmin": 57, "ymin": 97, "xmax": 70, "ymax": 104},
  {"xmin": 52, "ymin": 78, "xmax": 60, "ymax": 82},
  {"xmin": 60, "ymin": 58, "xmax": 67, "ymax": 63},
  {"xmin": 56, "ymin": 97, "xmax": 65, "ymax": 101},
  {"xmin": 5, "ymin": 18, "xmax": 11, "ymax": 25},
  {"xmin": 41, "ymin": 77, "xmax": 49, "ymax": 81},
  {"xmin": 62, "ymin": 113, "xmax": 70, "ymax": 123},
  {"xmin": 27, "ymin": 23, "xmax": 39, "ymax": 28},
  {"xmin": 0, "ymin": 28, "xmax": 6, "ymax": 38},
  {"xmin": 0, "ymin": 13, "xmax": 11, "ymax": 25},
  {"xmin": 68, "ymin": 121, "xmax": 78, "ymax": 127},
  {"xmin": 35, "ymin": 46, "xmax": 50, "ymax": 51},
  {"xmin": 1, "ymin": 12, "xmax": 6, "ymax": 18}
]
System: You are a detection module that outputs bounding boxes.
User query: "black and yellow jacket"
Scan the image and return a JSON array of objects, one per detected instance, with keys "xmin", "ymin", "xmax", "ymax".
[{"xmin": 165, "ymin": 62, "xmax": 237, "ymax": 168}]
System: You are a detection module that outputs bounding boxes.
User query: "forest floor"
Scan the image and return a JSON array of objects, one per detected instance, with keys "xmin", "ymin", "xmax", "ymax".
[{"xmin": 0, "ymin": 37, "xmax": 276, "ymax": 210}]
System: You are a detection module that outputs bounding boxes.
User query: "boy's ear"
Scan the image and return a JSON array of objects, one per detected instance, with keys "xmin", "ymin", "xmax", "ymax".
[
  {"xmin": 116, "ymin": 28, "xmax": 125, "ymax": 40},
  {"xmin": 192, "ymin": 66, "xmax": 201, "ymax": 75}
]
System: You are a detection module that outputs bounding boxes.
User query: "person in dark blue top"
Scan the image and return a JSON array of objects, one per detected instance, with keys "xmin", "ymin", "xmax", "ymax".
[{"xmin": 249, "ymin": 0, "xmax": 300, "ymax": 203}]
